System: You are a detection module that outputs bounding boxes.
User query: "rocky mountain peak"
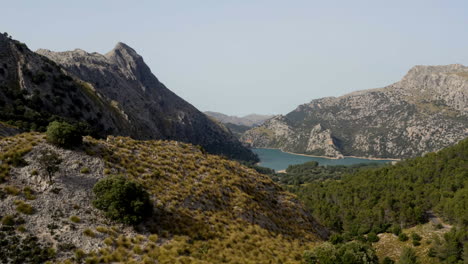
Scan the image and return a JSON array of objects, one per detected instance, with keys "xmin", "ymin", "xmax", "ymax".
[{"xmin": 105, "ymin": 42, "xmax": 141, "ymax": 62}]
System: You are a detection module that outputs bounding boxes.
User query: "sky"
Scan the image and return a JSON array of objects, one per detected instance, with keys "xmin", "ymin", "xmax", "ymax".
[{"xmin": 1, "ymin": 0, "xmax": 468, "ymax": 116}]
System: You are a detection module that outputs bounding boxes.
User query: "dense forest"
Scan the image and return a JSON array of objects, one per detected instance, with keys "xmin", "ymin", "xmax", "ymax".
[{"xmin": 273, "ymin": 138, "xmax": 467, "ymax": 263}]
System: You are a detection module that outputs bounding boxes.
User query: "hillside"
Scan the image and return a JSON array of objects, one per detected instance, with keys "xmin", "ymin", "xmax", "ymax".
[
  {"xmin": 285, "ymin": 137, "xmax": 468, "ymax": 263},
  {"xmin": 0, "ymin": 132, "xmax": 327, "ymax": 263},
  {"xmin": 242, "ymin": 64, "xmax": 468, "ymax": 159},
  {"xmin": 0, "ymin": 33, "xmax": 257, "ymax": 162}
]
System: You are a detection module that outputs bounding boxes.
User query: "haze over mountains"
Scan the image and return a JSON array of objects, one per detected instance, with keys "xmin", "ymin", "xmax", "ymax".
[
  {"xmin": 242, "ymin": 64, "xmax": 468, "ymax": 159},
  {"xmin": 0, "ymin": 33, "xmax": 257, "ymax": 162},
  {"xmin": 204, "ymin": 111, "xmax": 273, "ymax": 127}
]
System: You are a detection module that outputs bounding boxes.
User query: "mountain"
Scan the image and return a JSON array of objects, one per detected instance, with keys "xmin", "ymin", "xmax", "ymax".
[
  {"xmin": 0, "ymin": 33, "xmax": 257, "ymax": 162},
  {"xmin": 205, "ymin": 111, "xmax": 273, "ymax": 139},
  {"xmin": 0, "ymin": 132, "xmax": 327, "ymax": 263},
  {"xmin": 242, "ymin": 64, "xmax": 468, "ymax": 159},
  {"xmin": 205, "ymin": 111, "xmax": 273, "ymax": 127}
]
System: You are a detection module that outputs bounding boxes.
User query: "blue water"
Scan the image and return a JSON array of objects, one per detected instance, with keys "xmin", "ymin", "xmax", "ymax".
[{"xmin": 252, "ymin": 148, "xmax": 393, "ymax": 171}]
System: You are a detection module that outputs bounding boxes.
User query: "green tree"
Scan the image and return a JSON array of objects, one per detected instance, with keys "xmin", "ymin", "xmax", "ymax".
[
  {"xmin": 46, "ymin": 121, "xmax": 83, "ymax": 148},
  {"xmin": 92, "ymin": 175, "xmax": 152, "ymax": 225},
  {"xmin": 303, "ymin": 243, "xmax": 337, "ymax": 264},
  {"xmin": 38, "ymin": 149, "xmax": 62, "ymax": 182}
]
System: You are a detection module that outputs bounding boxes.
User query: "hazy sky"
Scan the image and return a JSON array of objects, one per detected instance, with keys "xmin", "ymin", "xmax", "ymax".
[{"xmin": 2, "ymin": 0, "xmax": 468, "ymax": 116}]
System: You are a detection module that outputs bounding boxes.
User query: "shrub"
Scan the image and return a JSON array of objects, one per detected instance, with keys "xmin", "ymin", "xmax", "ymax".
[
  {"xmin": 4, "ymin": 185, "xmax": 20, "ymax": 195},
  {"xmin": 367, "ymin": 232, "xmax": 380, "ymax": 243},
  {"xmin": 303, "ymin": 241, "xmax": 378, "ymax": 264},
  {"xmin": 329, "ymin": 233, "xmax": 344, "ymax": 245},
  {"xmin": 80, "ymin": 167, "xmax": 90, "ymax": 174},
  {"xmin": 83, "ymin": 229, "xmax": 96, "ymax": 237},
  {"xmin": 23, "ymin": 187, "xmax": 36, "ymax": 200},
  {"xmin": 70, "ymin": 216, "xmax": 81, "ymax": 223},
  {"xmin": 15, "ymin": 200, "xmax": 34, "ymax": 214},
  {"xmin": 411, "ymin": 232, "xmax": 422, "ymax": 242},
  {"xmin": 398, "ymin": 233, "xmax": 409, "ymax": 242},
  {"xmin": 399, "ymin": 247, "xmax": 418, "ymax": 264},
  {"xmin": 2, "ymin": 215, "xmax": 15, "ymax": 226},
  {"xmin": 46, "ymin": 121, "xmax": 83, "ymax": 148},
  {"xmin": 382, "ymin": 257, "xmax": 395, "ymax": 264},
  {"xmin": 92, "ymin": 175, "xmax": 152, "ymax": 225}
]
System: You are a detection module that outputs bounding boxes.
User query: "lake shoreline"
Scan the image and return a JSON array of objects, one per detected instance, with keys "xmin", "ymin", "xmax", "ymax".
[{"xmin": 254, "ymin": 147, "xmax": 401, "ymax": 161}]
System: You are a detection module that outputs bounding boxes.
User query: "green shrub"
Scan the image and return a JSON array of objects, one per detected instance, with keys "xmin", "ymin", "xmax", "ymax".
[
  {"xmin": 15, "ymin": 200, "xmax": 34, "ymax": 214},
  {"xmin": 303, "ymin": 241, "xmax": 378, "ymax": 264},
  {"xmin": 83, "ymin": 229, "xmax": 96, "ymax": 237},
  {"xmin": 4, "ymin": 185, "xmax": 20, "ymax": 195},
  {"xmin": 411, "ymin": 232, "xmax": 422, "ymax": 241},
  {"xmin": 46, "ymin": 121, "xmax": 83, "ymax": 148},
  {"xmin": 1, "ymin": 215, "xmax": 15, "ymax": 226},
  {"xmin": 92, "ymin": 175, "xmax": 152, "ymax": 225},
  {"xmin": 399, "ymin": 247, "xmax": 418, "ymax": 264},
  {"xmin": 70, "ymin": 216, "xmax": 81, "ymax": 223},
  {"xmin": 367, "ymin": 232, "xmax": 379, "ymax": 243},
  {"xmin": 80, "ymin": 167, "xmax": 90, "ymax": 174},
  {"xmin": 398, "ymin": 233, "xmax": 409, "ymax": 242},
  {"xmin": 382, "ymin": 257, "xmax": 395, "ymax": 264}
]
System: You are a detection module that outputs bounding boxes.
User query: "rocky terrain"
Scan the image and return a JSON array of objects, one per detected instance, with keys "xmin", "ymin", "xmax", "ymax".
[
  {"xmin": 0, "ymin": 132, "xmax": 327, "ymax": 263},
  {"xmin": 242, "ymin": 64, "xmax": 468, "ymax": 159},
  {"xmin": 0, "ymin": 33, "xmax": 257, "ymax": 162}
]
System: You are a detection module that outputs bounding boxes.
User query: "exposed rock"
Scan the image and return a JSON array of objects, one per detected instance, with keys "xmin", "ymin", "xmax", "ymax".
[
  {"xmin": 0, "ymin": 33, "xmax": 257, "ymax": 162},
  {"xmin": 242, "ymin": 64, "xmax": 468, "ymax": 159}
]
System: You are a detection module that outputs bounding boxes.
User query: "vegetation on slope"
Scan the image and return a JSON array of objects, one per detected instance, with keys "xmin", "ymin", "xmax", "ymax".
[
  {"xmin": 282, "ymin": 138, "xmax": 468, "ymax": 263},
  {"xmin": 0, "ymin": 132, "xmax": 326, "ymax": 263}
]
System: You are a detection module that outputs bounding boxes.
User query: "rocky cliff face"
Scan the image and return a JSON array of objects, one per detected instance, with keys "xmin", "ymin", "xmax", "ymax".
[
  {"xmin": 0, "ymin": 33, "xmax": 257, "ymax": 162},
  {"xmin": 242, "ymin": 64, "xmax": 468, "ymax": 159}
]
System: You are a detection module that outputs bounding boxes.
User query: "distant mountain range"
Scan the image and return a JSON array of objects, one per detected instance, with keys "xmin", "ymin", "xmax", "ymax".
[
  {"xmin": 205, "ymin": 111, "xmax": 273, "ymax": 138},
  {"xmin": 204, "ymin": 111, "xmax": 273, "ymax": 127},
  {"xmin": 242, "ymin": 64, "xmax": 468, "ymax": 159},
  {"xmin": 0, "ymin": 33, "xmax": 257, "ymax": 162}
]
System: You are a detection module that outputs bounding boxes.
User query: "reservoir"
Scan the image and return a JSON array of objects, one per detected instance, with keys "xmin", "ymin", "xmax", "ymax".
[{"xmin": 252, "ymin": 148, "xmax": 393, "ymax": 171}]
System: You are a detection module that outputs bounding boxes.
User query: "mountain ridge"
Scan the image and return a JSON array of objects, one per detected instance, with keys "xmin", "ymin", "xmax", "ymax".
[
  {"xmin": 242, "ymin": 64, "xmax": 468, "ymax": 159},
  {"xmin": 0, "ymin": 33, "xmax": 257, "ymax": 162}
]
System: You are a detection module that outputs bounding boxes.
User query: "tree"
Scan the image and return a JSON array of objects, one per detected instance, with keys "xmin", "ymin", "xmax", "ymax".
[
  {"xmin": 38, "ymin": 149, "xmax": 62, "ymax": 182},
  {"xmin": 46, "ymin": 121, "xmax": 83, "ymax": 149},
  {"xmin": 92, "ymin": 175, "xmax": 152, "ymax": 225},
  {"xmin": 399, "ymin": 247, "xmax": 418, "ymax": 264},
  {"xmin": 304, "ymin": 241, "xmax": 378, "ymax": 264}
]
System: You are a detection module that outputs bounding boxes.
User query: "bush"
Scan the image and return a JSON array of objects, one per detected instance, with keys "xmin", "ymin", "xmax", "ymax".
[
  {"xmin": 398, "ymin": 233, "xmax": 409, "ymax": 242},
  {"xmin": 399, "ymin": 247, "xmax": 418, "ymax": 264},
  {"xmin": 15, "ymin": 200, "xmax": 34, "ymax": 214},
  {"xmin": 367, "ymin": 232, "xmax": 380, "ymax": 243},
  {"xmin": 382, "ymin": 257, "xmax": 395, "ymax": 264},
  {"xmin": 46, "ymin": 121, "xmax": 83, "ymax": 148},
  {"xmin": 411, "ymin": 232, "xmax": 422, "ymax": 242},
  {"xmin": 83, "ymin": 229, "xmax": 96, "ymax": 237},
  {"xmin": 92, "ymin": 175, "xmax": 152, "ymax": 225},
  {"xmin": 303, "ymin": 241, "xmax": 379, "ymax": 264},
  {"xmin": 70, "ymin": 216, "xmax": 81, "ymax": 223}
]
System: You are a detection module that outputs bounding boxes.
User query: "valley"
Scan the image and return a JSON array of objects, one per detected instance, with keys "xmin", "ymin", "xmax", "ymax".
[{"xmin": 0, "ymin": 32, "xmax": 466, "ymax": 264}]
